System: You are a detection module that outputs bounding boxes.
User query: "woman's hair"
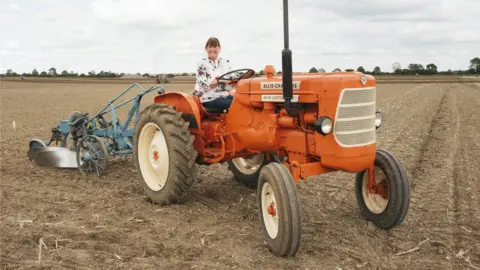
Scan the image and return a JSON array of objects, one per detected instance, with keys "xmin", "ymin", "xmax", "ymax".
[{"xmin": 205, "ymin": 37, "xmax": 220, "ymax": 49}]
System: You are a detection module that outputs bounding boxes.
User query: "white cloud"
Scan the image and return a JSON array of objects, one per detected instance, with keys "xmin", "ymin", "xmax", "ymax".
[
  {"xmin": 9, "ymin": 3, "xmax": 19, "ymax": 11},
  {"xmin": 0, "ymin": 0, "xmax": 479, "ymax": 74},
  {"xmin": 92, "ymin": 0, "xmax": 203, "ymax": 27},
  {"xmin": 5, "ymin": 40, "xmax": 19, "ymax": 50}
]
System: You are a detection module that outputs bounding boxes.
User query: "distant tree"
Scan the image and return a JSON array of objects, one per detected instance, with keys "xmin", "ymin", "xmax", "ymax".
[
  {"xmin": 469, "ymin": 57, "xmax": 480, "ymax": 74},
  {"xmin": 333, "ymin": 68, "xmax": 341, "ymax": 72},
  {"xmin": 40, "ymin": 71, "xmax": 48, "ymax": 76},
  {"xmin": 6, "ymin": 69, "xmax": 13, "ymax": 76},
  {"xmin": 392, "ymin": 62, "xmax": 401, "ymax": 73},
  {"xmin": 309, "ymin": 67, "xmax": 318, "ymax": 73},
  {"xmin": 408, "ymin": 63, "xmax": 424, "ymax": 74},
  {"xmin": 318, "ymin": 68, "xmax": 326, "ymax": 72},
  {"xmin": 373, "ymin": 66, "xmax": 381, "ymax": 74},
  {"xmin": 357, "ymin": 66, "xmax": 366, "ymax": 73},
  {"xmin": 61, "ymin": 70, "xmax": 69, "ymax": 76},
  {"xmin": 32, "ymin": 69, "xmax": 39, "ymax": 76},
  {"xmin": 426, "ymin": 63, "xmax": 438, "ymax": 74},
  {"xmin": 48, "ymin": 67, "xmax": 57, "ymax": 76},
  {"xmin": 345, "ymin": 68, "xmax": 354, "ymax": 72},
  {"xmin": 258, "ymin": 70, "xmax": 265, "ymax": 75},
  {"xmin": 408, "ymin": 64, "xmax": 416, "ymax": 72},
  {"xmin": 143, "ymin": 73, "xmax": 150, "ymax": 77}
]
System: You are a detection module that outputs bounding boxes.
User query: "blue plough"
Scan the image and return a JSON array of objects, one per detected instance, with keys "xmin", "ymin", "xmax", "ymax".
[{"xmin": 28, "ymin": 83, "xmax": 165, "ymax": 176}]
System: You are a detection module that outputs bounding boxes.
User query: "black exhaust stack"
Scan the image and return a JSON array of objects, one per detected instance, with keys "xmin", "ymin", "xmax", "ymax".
[{"xmin": 282, "ymin": 0, "xmax": 300, "ymax": 117}]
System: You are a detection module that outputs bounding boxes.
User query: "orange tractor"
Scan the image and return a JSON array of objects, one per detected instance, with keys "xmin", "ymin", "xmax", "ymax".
[{"xmin": 133, "ymin": 0, "xmax": 410, "ymax": 257}]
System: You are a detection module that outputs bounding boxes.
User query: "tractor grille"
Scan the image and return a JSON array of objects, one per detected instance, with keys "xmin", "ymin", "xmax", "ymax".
[{"xmin": 333, "ymin": 87, "xmax": 376, "ymax": 147}]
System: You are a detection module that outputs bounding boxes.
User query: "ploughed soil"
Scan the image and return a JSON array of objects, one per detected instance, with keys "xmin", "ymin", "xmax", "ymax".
[{"xmin": 1, "ymin": 81, "xmax": 479, "ymax": 269}]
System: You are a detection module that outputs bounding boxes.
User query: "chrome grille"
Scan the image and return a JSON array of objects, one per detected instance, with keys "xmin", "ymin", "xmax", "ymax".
[{"xmin": 333, "ymin": 87, "xmax": 376, "ymax": 147}]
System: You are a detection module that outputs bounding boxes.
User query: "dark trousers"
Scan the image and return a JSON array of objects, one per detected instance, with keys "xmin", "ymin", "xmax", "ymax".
[{"xmin": 202, "ymin": 95, "xmax": 233, "ymax": 111}]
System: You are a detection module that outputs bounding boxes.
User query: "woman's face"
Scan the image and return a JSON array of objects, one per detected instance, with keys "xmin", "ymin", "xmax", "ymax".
[{"xmin": 206, "ymin": 45, "xmax": 220, "ymax": 60}]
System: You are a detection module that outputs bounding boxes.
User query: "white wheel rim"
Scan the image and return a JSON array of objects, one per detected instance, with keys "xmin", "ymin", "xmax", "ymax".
[
  {"xmin": 138, "ymin": 122, "xmax": 169, "ymax": 191},
  {"xmin": 261, "ymin": 182, "xmax": 279, "ymax": 239},
  {"xmin": 362, "ymin": 167, "xmax": 388, "ymax": 214},
  {"xmin": 231, "ymin": 153, "xmax": 265, "ymax": 175}
]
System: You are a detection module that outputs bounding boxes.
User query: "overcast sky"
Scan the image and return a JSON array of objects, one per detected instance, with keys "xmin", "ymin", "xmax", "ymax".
[{"xmin": 1, "ymin": 0, "xmax": 479, "ymax": 74}]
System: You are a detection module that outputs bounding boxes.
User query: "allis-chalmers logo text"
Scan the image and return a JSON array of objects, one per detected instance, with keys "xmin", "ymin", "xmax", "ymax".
[{"xmin": 260, "ymin": 81, "xmax": 301, "ymax": 90}]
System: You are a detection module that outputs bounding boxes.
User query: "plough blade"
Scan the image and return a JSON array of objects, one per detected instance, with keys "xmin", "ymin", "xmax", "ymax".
[
  {"xmin": 27, "ymin": 139, "xmax": 78, "ymax": 168},
  {"xmin": 27, "ymin": 138, "xmax": 47, "ymax": 160}
]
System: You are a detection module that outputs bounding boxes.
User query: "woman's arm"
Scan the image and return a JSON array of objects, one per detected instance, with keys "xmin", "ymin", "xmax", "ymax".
[
  {"xmin": 196, "ymin": 60, "xmax": 219, "ymax": 93},
  {"xmin": 196, "ymin": 61, "xmax": 211, "ymax": 92}
]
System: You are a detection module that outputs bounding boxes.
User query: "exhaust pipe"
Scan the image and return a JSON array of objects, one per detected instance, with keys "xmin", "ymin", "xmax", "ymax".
[{"xmin": 282, "ymin": 0, "xmax": 300, "ymax": 117}]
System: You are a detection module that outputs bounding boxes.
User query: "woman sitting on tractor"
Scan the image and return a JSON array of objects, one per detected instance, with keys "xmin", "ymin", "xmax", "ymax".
[{"xmin": 193, "ymin": 37, "xmax": 235, "ymax": 112}]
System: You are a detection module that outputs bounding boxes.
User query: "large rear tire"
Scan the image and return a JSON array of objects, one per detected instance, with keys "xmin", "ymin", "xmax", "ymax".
[
  {"xmin": 257, "ymin": 162, "xmax": 302, "ymax": 257},
  {"xmin": 227, "ymin": 153, "xmax": 270, "ymax": 189},
  {"xmin": 134, "ymin": 104, "xmax": 198, "ymax": 205},
  {"xmin": 355, "ymin": 149, "xmax": 411, "ymax": 229}
]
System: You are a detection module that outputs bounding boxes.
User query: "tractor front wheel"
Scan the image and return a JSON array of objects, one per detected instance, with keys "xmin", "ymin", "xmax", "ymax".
[
  {"xmin": 227, "ymin": 153, "xmax": 270, "ymax": 189},
  {"xmin": 257, "ymin": 162, "xmax": 302, "ymax": 257},
  {"xmin": 134, "ymin": 104, "xmax": 197, "ymax": 205},
  {"xmin": 355, "ymin": 149, "xmax": 411, "ymax": 229}
]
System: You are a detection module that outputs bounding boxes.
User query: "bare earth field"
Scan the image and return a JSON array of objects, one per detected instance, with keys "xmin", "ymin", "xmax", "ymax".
[{"xmin": 1, "ymin": 80, "xmax": 479, "ymax": 269}]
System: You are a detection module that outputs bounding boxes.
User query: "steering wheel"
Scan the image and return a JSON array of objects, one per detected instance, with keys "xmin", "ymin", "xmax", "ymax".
[{"xmin": 217, "ymin": 69, "xmax": 255, "ymax": 84}]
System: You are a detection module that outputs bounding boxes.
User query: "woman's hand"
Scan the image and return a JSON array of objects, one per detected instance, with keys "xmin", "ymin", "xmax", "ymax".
[{"xmin": 209, "ymin": 77, "xmax": 219, "ymax": 89}]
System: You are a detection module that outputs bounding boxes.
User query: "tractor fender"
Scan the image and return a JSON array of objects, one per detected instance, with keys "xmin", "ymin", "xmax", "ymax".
[{"xmin": 153, "ymin": 92, "xmax": 202, "ymax": 132}]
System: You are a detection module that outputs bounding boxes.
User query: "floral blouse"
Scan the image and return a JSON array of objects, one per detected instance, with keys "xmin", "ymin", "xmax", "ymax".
[{"xmin": 194, "ymin": 57, "xmax": 234, "ymax": 103}]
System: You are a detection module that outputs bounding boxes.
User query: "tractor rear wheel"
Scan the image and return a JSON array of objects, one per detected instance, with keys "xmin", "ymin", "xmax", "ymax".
[
  {"xmin": 257, "ymin": 162, "xmax": 302, "ymax": 257},
  {"xmin": 355, "ymin": 149, "xmax": 411, "ymax": 229},
  {"xmin": 227, "ymin": 153, "xmax": 270, "ymax": 188},
  {"xmin": 134, "ymin": 104, "xmax": 197, "ymax": 205}
]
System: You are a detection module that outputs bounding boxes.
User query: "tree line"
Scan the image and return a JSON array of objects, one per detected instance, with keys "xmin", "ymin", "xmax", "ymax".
[
  {"xmin": 308, "ymin": 57, "xmax": 480, "ymax": 75},
  {"xmin": 2, "ymin": 57, "xmax": 479, "ymax": 78},
  {"xmin": 1, "ymin": 67, "xmax": 192, "ymax": 78}
]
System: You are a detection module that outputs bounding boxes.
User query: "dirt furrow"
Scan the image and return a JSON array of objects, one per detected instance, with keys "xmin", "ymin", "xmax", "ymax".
[
  {"xmin": 375, "ymin": 84, "xmax": 448, "ymax": 182},
  {"xmin": 450, "ymin": 83, "xmax": 480, "ymax": 269},
  {"xmin": 386, "ymin": 84, "xmax": 479, "ymax": 269}
]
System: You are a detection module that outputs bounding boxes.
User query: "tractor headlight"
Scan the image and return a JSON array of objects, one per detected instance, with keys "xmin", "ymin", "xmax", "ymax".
[
  {"xmin": 375, "ymin": 111, "xmax": 382, "ymax": 129},
  {"xmin": 314, "ymin": 116, "xmax": 333, "ymax": 136}
]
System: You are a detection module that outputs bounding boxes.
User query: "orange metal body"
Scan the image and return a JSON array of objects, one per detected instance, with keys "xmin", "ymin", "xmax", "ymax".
[{"xmin": 153, "ymin": 66, "xmax": 377, "ymax": 182}]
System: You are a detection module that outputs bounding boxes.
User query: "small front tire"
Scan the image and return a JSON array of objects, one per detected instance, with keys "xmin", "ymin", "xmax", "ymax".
[
  {"xmin": 257, "ymin": 162, "xmax": 302, "ymax": 257},
  {"xmin": 355, "ymin": 149, "xmax": 411, "ymax": 229}
]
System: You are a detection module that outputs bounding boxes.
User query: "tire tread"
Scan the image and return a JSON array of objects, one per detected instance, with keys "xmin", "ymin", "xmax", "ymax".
[
  {"xmin": 258, "ymin": 162, "xmax": 302, "ymax": 257},
  {"xmin": 134, "ymin": 104, "xmax": 198, "ymax": 205}
]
